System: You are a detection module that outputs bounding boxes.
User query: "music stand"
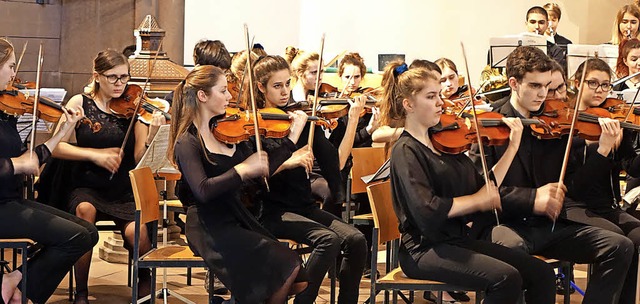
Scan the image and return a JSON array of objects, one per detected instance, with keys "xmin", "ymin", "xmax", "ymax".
[
  {"xmin": 489, "ymin": 32, "xmax": 547, "ymax": 68},
  {"xmin": 567, "ymin": 44, "xmax": 618, "ymax": 78},
  {"xmin": 136, "ymin": 125, "xmax": 193, "ymax": 304}
]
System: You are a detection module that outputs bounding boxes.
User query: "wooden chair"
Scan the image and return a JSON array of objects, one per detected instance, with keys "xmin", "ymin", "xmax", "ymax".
[
  {"xmin": 346, "ymin": 146, "xmax": 387, "ymax": 224},
  {"xmin": 129, "ymin": 167, "xmax": 212, "ymax": 304},
  {"xmin": 364, "ymin": 181, "xmax": 482, "ymax": 304},
  {"xmin": 0, "ymin": 239, "xmax": 33, "ymax": 304}
]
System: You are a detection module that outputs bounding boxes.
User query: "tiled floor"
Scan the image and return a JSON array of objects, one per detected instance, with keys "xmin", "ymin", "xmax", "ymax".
[{"xmin": 12, "ymin": 231, "xmax": 588, "ymax": 303}]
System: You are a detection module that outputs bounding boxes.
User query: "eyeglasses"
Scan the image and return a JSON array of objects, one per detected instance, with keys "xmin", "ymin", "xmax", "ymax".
[
  {"xmin": 547, "ymin": 83, "xmax": 567, "ymax": 95},
  {"xmin": 585, "ymin": 80, "xmax": 612, "ymax": 91},
  {"xmin": 101, "ymin": 74, "xmax": 131, "ymax": 84}
]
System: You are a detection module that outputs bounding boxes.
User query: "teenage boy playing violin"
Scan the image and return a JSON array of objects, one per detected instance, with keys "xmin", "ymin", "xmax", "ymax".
[
  {"xmin": 564, "ymin": 58, "xmax": 640, "ymax": 304},
  {"xmin": 469, "ymin": 46, "xmax": 634, "ymax": 304}
]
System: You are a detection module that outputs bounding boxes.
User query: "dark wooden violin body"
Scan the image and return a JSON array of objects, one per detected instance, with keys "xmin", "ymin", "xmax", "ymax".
[{"xmin": 109, "ymin": 84, "xmax": 171, "ymax": 124}]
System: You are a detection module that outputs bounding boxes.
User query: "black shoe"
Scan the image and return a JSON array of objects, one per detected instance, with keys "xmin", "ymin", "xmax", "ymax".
[
  {"xmin": 449, "ymin": 291, "xmax": 470, "ymax": 302},
  {"xmin": 555, "ymin": 276, "xmax": 575, "ymax": 295},
  {"xmin": 363, "ymin": 268, "xmax": 380, "ymax": 279},
  {"xmin": 422, "ymin": 291, "xmax": 460, "ymax": 304}
]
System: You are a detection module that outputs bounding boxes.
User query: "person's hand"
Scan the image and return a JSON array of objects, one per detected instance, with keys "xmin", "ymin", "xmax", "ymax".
[
  {"xmin": 234, "ymin": 151, "xmax": 269, "ymax": 180},
  {"xmin": 90, "ymin": 147, "xmax": 123, "ymax": 174},
  {"xmin": 11, "ymin": 151, "xmax": 40, "ymax": 175},
  {"xmin": 533, "ymin": 182, "xmax": 566, "ymax": 220},
  {"xmin": 348, "ymin": 95, "xmax": 366, "ymax": 120},
  {"xmin": 473, "ymin": 181, "xmax": 502, "ymax": 212},
  {"xmin": 145, "ymin": 111, "xmax": 167, "ymax": 146},
  {"xmin": 287, "ymin": 110, "xmax": 309, "ymax": 142},
  {"xmin": 366, "ymin": 106, "xmax": 381, "ymax": 134},
  {"xmin": 62, "ymin": 104, "xmax": 85, "ymax": 126},
  {"xmin": 502, "ymin": 117, "xmax": 524, "ymax": 148},
  {"xmin": 283, "ymin": 146, "xmax": 314, "ymax": 173},
  {"xmin": 597, "ymin": 117, "xmax": 622, "ymax": 156}
]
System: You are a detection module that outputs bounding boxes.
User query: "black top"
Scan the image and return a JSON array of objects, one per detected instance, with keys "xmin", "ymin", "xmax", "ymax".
[
  {"xmin": 613, "ymin": 82, "xmax": 630, "ymax": 91},
  {"xmin": 175, "ymin": 125, "xmax": 295, "ymax": 226},
  {"xmin": 0, "ymin": 113, "xmax": 49, "ymax": 202},
  {"xmin": 567, "ymin": 132, "xmax": 640, "ymax": 212},
  {"xmin": 391, "ymin": 131, "xmax": 481, "ymax": 258},
  {"xmin": 554, "ymin": 33, "xmax": 573, "ymax": 47},
  {"xmin": 261, "ymin": 123, "xmax": 345, "ymax": 212},
  {"xmin": 328, "ymin": 112, "xmax": 373, "ymax": 178}
]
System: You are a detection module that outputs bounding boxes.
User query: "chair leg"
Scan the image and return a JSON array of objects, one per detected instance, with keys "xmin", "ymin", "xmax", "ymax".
[
  {"xmin": 68, "ymin": 267, "xmax": 74, "ymax": 302},
  {"xmin": 128, "ymin": 251, "xmax": 133, "ymax": 287},
  {"xmin": 150, "ymin": 268, "xmax": 157, "ymax": 304},
  {"xmin": 132, "ymin": 263, "xmax": 139, "ymax": 304},
  {"xmin": 187, "ymin": 267, "xmax": 192, "ymax": 286},
  {"xmin": 330, "ymin": 259, "xmax": 336, "ymax": 304},
  {"xmin": 20, "ymin": 245, "xmax": 27, "ymax": 304}
]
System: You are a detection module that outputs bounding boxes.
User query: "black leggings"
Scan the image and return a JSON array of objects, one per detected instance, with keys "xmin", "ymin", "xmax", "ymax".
[
  {"xmin": 0, "ymin": 199, "xmax": 98, "ymax": 303},
  {"xmin": 399, "ymin": 239, "xmax": 556, "ymax": 304}
]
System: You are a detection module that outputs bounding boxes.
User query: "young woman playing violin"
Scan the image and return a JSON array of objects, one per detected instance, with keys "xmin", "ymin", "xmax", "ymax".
[
  {"xmin": 49, "ymin": 49, "xmax": 165, "ymax": 303},
  {"xmin": 168, "ymin": 65, "xmax": 308, "ymax": 303},
  {"xmin": 247, "ymin": 55, "xmax": 367, "ymax": 304},
  {"xmin": 0, "ymin": 38, "xmax": 98, "ymax": 304},
  {"xmin": 289, "ymin": 49, "xmax": 321, "ymax": 103},
  {"xmin": 384, "ymin": 61, "xmax": 556, "ymax": 304},
  {"xmin": 614, "ymin": 38, "xmax": 640, "ymax": 90},
  {"xmin": 435, "ymin": 57, "xmax": 478, "ymax": 108},
  {"xmin": 564, "ymin": 58, "xmax": 640, "ymax": 304},
  {"xmin": 610, "ymin": 4, "xmax": 640, "ymax": 45}
]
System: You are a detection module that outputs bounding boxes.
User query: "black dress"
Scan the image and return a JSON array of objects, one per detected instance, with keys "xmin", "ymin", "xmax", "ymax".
[
  {"xmin": 175, "ymin": 125, "xmax": 301, "ymax": 303},
  {"xmin": 67, "ymin": 95, "xmax": 137, "ymax": 222}
]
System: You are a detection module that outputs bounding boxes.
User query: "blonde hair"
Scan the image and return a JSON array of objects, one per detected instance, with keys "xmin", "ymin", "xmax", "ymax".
[
  {"xmin": 611, "ymin": 5, "xmax": 640, "ymax": 45},
  {"xmin": 84, "ymin": 49, "xmax": 129, "ymax": 97},
  {"xmin": 290, "ymin": 51, "xmax": 319, "ymax": 81},
  {"xmin": 167, "ymin": 65, "xmax": 226, "ymax": 165},
  {"xmin": 0, "ymin": 38, "xmax": 14, "ymax": 67}
]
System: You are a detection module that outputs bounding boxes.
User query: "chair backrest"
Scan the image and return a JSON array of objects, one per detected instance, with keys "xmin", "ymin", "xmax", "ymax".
[
  {"xmin": 351, "ymin": 146, "xmax": 387, "ymax": 194},
  {"xmin": 367, "ymin": 181, "xmax": 400, "ymax": 245},
  {"xmin": 129, "ymin": 167, "xmax": 160, "ymax": 225}
]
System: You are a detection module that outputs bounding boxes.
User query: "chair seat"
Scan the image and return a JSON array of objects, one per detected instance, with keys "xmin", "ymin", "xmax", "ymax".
[
  {"xmin": 379, "ymin": 267, "xmax": 451, "ymax": 285},
  {"xmin": 352, "ymin": 213, "xmax": 373, "ymax": 225},
  {"xmin": 142, "ymin": 246, "xmax": 202, "ymax": 261},
  {"xmin": 0, "ymin": 239, "xmax": 34, "ymax": 246}
]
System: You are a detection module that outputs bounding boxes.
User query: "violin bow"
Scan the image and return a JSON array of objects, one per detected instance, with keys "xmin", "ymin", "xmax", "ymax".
[
  {"xmin": 460, "ymin": 42, "xmax": 500, "ymax": 226},
  {"xmin": 553, "ymin": 54, "xmax": 590, "ymax": 231},
  {"xmin": 307, "ymin": 33, "xmax": 326, "ymax": 152},
  {"xmin": 10, "ymin": 41, "xmax": 28, "ymax": 88},
  {"xmin": 338, "ymin": 69, "xmax": 356, "ymax": 98},
  {"xmin": 28, "ymin": 43, "xmax": 44, "ymax": 159},
  {"xmin": 244, "ymin": 24, "xmax": 270, "ymax": 191},
  {"xmin": 110, "ymin": 38, "xmax": 164, "ymax": 179},
  {"xmin": 624, "ymin": 80, "xmax": 640, "ymax": 122},
  {"xmin": 235, "ymin": 36, "xmax": 255, "ymax": 109}
]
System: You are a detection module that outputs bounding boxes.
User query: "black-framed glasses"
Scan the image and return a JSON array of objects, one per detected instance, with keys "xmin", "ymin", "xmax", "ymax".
[
  {"xmin": 547, "ymin": 83, "xmax": 567, "ymax": 95},
  {"xmin": 585, "ymin": 80, "xmax": 612, "ymax": 91},
  {"xmin": 101, "ymin": 74, "xmax": 131, "ymax": 84}
]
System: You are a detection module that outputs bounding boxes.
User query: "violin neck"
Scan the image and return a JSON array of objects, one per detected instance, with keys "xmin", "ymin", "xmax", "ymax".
[
  {"xmin": 479, "ymin": 118, "xmax": 540, "ymax": 127},
  {"xmin": 319, "ymin": 99, "xmax": 350, "ymax": 106},
  {"xmin": 260, "ymin": 112, "xmax": 322, "ymax": 122},
  {"xmin": 39, "ymin": 96, "xmax": 62, "ymax": 111},
  {"xmin": 579, "ymin": 112, "xmax": 640, "ymax": 132}
]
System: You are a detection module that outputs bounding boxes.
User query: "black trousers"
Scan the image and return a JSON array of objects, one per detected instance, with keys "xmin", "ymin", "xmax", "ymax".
[
  {"xmin": 0, "ymin": 199, "xmax": 98, "ymax": 303},
  {"xmin": 399, "ymin": 239, "xmax": 556, "ymax": 304},
  {"xmin": 488, "ymin": 219, "xmax": 634, "ymax": 304},
  {"xmin": 566, "ymin": 207, "xmax": 640, "ymax": 304},
  {"xmin": 262, "ymin": 207, "xmax": 367, "ymax": 304}
]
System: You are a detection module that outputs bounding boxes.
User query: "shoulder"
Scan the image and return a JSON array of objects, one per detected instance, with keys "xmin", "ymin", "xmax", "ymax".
[{"xmin": 66, "ymin": 94, "xmax": 86, "ymax": 108}]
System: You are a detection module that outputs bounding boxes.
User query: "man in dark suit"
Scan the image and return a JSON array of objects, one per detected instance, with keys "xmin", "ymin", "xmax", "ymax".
[{"xmin": 470, "ymin": 46, "xmax": 633, "ymax": 304}]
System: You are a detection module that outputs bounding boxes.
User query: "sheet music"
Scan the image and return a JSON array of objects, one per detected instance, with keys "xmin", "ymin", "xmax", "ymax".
[
  {"xmin": 19, "ymin": 88, "xmax": 67, "ymax": 103},
  {"xmin": 489, "ymin": 32, "xmax": 547, "ymax": 68},
  {"xmin": 567, "ymin": 44, "xmax": 618, "ymax": 78},
  {"xmin": 361, "ymin": 158, "xmax": 391, "ymax": 184},
  {"xmin": 135, "ymin": 124, "xmax": 177, "ymax": 173}
]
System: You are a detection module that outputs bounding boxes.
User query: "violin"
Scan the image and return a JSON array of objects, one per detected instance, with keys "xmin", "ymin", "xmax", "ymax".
[
  {"xmin": 429, "ymin": 112, "xmax": 543, "ymax": 154},
  {"xmin": 598, "ymin": 97, "xmax": 640, "ymax": 125},
  {"xmin": 211, "ymin": 107, "xmax": 333, "ymax": 144},
  {"xmin": 108, "ymin": 84, "xmax": 171, "ymax": 124},
  {"xmin": 530, "ymin": 99, "xmax": 640, "ymax": 141},
  {"xmin": 0, "ymin": 85, "xmax": 65, "ymax": 122}
]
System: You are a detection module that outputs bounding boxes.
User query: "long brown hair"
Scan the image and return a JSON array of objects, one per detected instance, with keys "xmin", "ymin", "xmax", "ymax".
[
  {"xmin": 616, "ymin": 38, "xmax": 640, "ymax": 77},
  {"xmin": 244, "ymin": 55, "xmax": 290, "ymax": 110},
  {"xmin": 611, "ymin": 5, "xmax": 640, "ymax": 45},
  {"xmin": 338, "ymin": 52, "xmax": 366, "ymax": 80},
  {"xmin": 380, "ymin": 61, "xmax": 440, "ymax": 127},
  {"xmin": 84, "ymin": 49, "xmax": 129, "ymax": 97},
  {"xmin": 167, "ymin": 65, "xmax": 226, "ymax": 165}
]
